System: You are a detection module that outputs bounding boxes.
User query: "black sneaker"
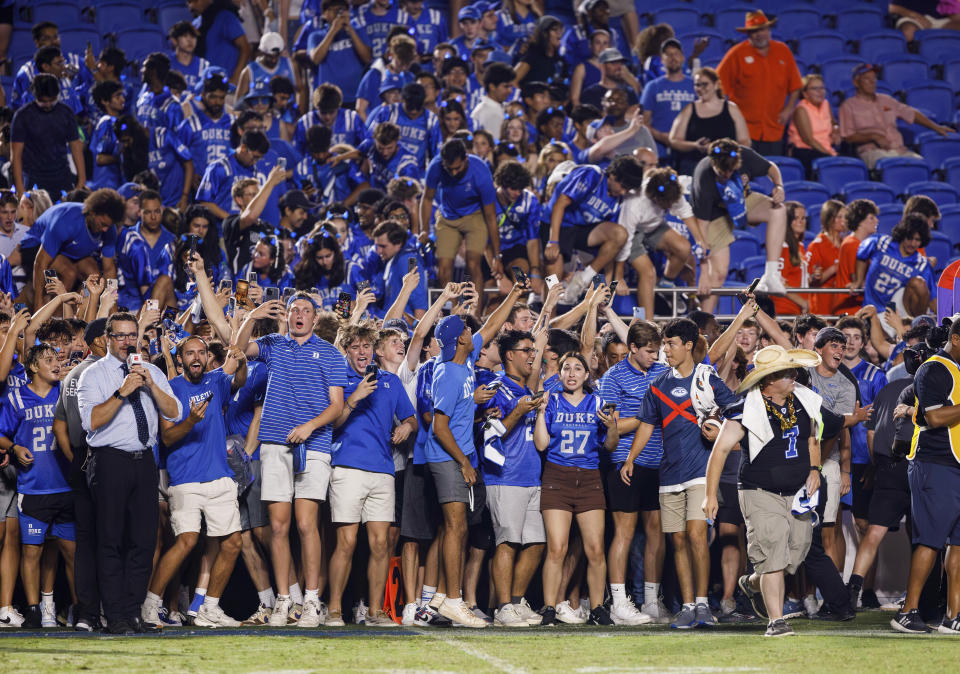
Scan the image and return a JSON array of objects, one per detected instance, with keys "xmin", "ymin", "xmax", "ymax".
[
  {"xmin": 860, "ymin": 589, "xmax": 881, "ymax": 610},
  {"xmin": 539, "ymin": 606, "xmax": 557, "ymax": 626},
  {"xmin": 847, "ymin": 583, "xmax": 861, "ymax": 612},
  {"xmin": 106, "ymin": 619, "xmax": 136, "ymax": 635},
  {"xmin": 587, "ymin": 605, "xmax": 614, "ymax": 626},
  {"xmin": 814, "ymin": 604, "xmax": 855, "ymax": 622},
  {"xmin": 737, "ymin": 575, "xmax": 767, "ymax": 620},
  {"xmin": 131, "ymin": 616, "xmax": 161, "ymax": 633},
  {"xmin": 21, "ymin": 605, "xmax": 41, "ymax": 629},
  {"xmin": 764, "ymin": 618, "xmax": 794, "ymax": 637},
  {"xmin": 891, "ymin": 609, "xmax": 932, "ymax": 634}
]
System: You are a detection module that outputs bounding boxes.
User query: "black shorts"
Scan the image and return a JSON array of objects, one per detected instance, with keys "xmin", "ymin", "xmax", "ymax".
[
  {"xmin": 539, "ymin": 222, "xmax": 598, "ymax": 261},
  {"xmin": 399, "ymin": 462, "xmax": 440, "ymax": 541},
  {"xmin": 867, "ymin": 456, "xmax": 910, "ymax": 531},
  {"xmin": 501, "ymin": 243, "xmax": 530, "ymax": 266},
  {"xmin": 392, "ymin": 465, "xmax": 405, "ymax": 528},
  {"xmin": 851, "ymin": 462, "xmax": 874, "ymax": 520},
  {"xmin": 603, "ymin": 464, "xmax": 660, "ymax": 512},
  {"xmin": 716, "ymin": 481, "xmax": 744, "ymax": 526}
]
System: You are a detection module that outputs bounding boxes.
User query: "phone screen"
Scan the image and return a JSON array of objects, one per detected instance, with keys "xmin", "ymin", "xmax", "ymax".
[{"xmin": 235, "ymin": 280, "xmax": 249, "ymax": 303}]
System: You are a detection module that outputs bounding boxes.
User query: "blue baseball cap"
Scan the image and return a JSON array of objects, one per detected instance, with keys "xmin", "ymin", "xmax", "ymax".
[
  {"xmin": 436, "ymin": 314, "xmax": 466, "ymax": 362},
  {"xmin": 379, "ymin": 71, "xmax": 408, "ymax": 96},
  {"xmin": 117, "ymin": 182, "xmax": 140, "ymax": 200},
  {"xmin": 484, "ymin": 49, "xmax": 512, "ymax": 65},
  {"xmin": 470, "ymin": 38, "xmax": 495, "ymax": 54},
  {"xmin": 244, "ymin": 82, "xmax": 275, "ymax": 103},
  {"xmin": 458, "ymin": 5, "xmax": 481, "ymax": 21},
  {"xmin": 478, "ymin": 1, "xmax": 500, "ymax": 14}
]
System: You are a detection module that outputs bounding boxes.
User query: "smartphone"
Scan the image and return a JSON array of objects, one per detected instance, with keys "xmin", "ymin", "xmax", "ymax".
[
  {"xmin": 145, "ymin": 299, "xmax": 159, "ymax": 312},
  {"xmin": 357, "ymin": 280, "xmax": 371, "ymax": 293},
  {"xmin": 69, "ymin": 350, "xmax": 83, "ymax": 365},
  {"xmin": 632, "ymin": 306, "xmax": 645, "ymax": 319},
  {"xmin": 13, "ymin": 302, "xmax": 25, "ymax": 313},
  {"xmin": 162, "ymin": 307, "xmax": 178, "ymax": 325},
  {"xmin": 408, "ymin": 257, "xmax": 417, "ymax": 272},
  {"xmin": 337, "ymin": 291, "xmax": 352, "ymax": 319},
  {"xmin": 512, "ymin": 266, "xmax": 528, "ymax": 287},
  {"xmin": 608, "ymin": 280, "xmax": 618, "ymax": 295},
  {"xmin": 189, "ymin": 234, "xmax": 198, "ymax": 258},
  {"xmin": 219, "ymin": 278, "xmax": 233, "ymax": 293},
  {"xmin": 228, "ymin": 297, "xmax": 237, "ymax": 318},
  {"xmin": 235, "ymin": 279, "xmax": 249, "ymax": 304},
  {"xmin": 282, "ymin": 287, "xmax": 295, "ymax": 302},
  {"xmin": 264, "ymin": 286, "xmax": 280, "ymax": 303},
  {"xmin": 43, "ymin": 269, "xmax": 57, "ymax": 281},
  {"xmin": 277, "ymin": 156, "xmax": 287, "ymax": 170},
  {"xmin": 885, "ymin": 301, "xmax": 897, "ymax": 312},
  {"xmin": 602, "ymin": 402, "xmax": 617, "ymax": 414},
  {"xmin": 247, "ymin": 271, "xmax": 258, "ymax": 284},
  {"xmin": 106, "ymin": 278, "xmax": 118, "ymax": 292},
  {"xmin": 485, "ymin": 380, "xmax": 502, "ymax": 391},
  {"xmin": 365, "ymin": 363, "xmax": 379, "ymax": 381},
  {"xmin": 530, "ymin": 390, "xmax": 545, "ymax": 401},
  {"xmin": 736, "ymin": 277, "xmax": 761, "ymax": 305},
  {"xmin": 592, "ymin": 273, "xmax": 606, "ymax": 287},
  {"xmin": 545, "ymin": 274, "xmax": 559, "ymax": 290}
]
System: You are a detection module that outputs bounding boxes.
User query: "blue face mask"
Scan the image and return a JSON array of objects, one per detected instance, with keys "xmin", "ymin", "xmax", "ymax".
[{"xmin": 717, "ymin": 175, "xmax": 746, "ymax": 229}]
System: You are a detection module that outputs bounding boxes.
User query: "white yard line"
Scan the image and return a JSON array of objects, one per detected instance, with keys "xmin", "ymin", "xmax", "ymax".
[{"xmin": 419, "ymin": 629, "xmax": 528, "ymax": 673}]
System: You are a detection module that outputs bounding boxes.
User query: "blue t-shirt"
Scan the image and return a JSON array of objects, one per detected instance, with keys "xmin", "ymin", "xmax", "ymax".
[
  {"xmin": 598, "ymin": 359, "xmax": 669, "ymax": 467},
  {"xmin": 168, "ymin": 53, "xmax": 210, "ymax": 91},
  {"xmin": 542, "ymin": 391, "xmax": 607, "ymax": 469},
  {"xmin": 177, "ymin": 109, "xmax": 233, "ymax": 180},
  {"xmin": 0, "ymin": 384, "xmax": 68, "ymax": 495},
  {"xmin": 294, "ymin": 108, "xmax": 370, "ymax": 155},
  {"xmin": 89, "ymin": 114, "xmax": 122, "ymax": 190},
  {"xmin": 196, "ymin": 10, "xmax": 246, "ymax": 73},
  {"xmin": 639, "ymin": 368, "xmax": 741, "ymax": 487},
  {"xmin": 37, "ymin": 202, "xmax": 117, "ymax": 261},
  {"xmin": 496, "ymin": 188, "xmax": 540, "ymax": 251},
  {"xmin": 857, "ymin": 234, "xmax": 936, "ymax": 310},
  {"xmin": 165, "ymin": 371, "xmax": 234, "ymax": 486},
  {"xmin": 481, "ymin": 374, "xmax": 540, "ymax": 486},
  {"xmin": 306, "ymin": 22, "xmax": 370, "ymax": 102},
  {"xmin": 424, "ymin": 333, "xmax": 484, "ymax": 463},
  {"xmin": 640, "ymin": 75, "xmax": 696, "ymax": 156},
  {"xmin": 850, "ymin": 359, "xmax": 887, "ymax": 465},
  {"xmin": 225, "ymin": 360, "xmax": 267, "ymax": 459},
  {"xmin": 333, "ymin": 367, "xmax": 416, "ymax": 474},
  {"xmin": 151, "ymin": 126, "xmax": 193, "ymax": 207},
  {"xmin": 256, "ymin": 333, "xmax": 347, "ymax": 453},
  {"xmin": 544, "ymin": 165, "xmax": 620, "ymax": 229},
  {"xmin": 424, "ymin": 154, "xmax": 496, "ymax": 220}
]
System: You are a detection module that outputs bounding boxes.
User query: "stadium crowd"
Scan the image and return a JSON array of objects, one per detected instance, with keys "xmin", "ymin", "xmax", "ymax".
[{"xmin": 0, "ymin": 0, "xmax": 959, "ymax": 640}]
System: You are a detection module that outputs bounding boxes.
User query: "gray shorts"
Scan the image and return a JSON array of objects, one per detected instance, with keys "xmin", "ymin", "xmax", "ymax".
[
  {"xmin": 0, "ymin": 464, "xmax": 16, "ymax": 521},
  {"xmin": 239, "ymin": 459, "xmax": 268, "ymax": 531},
  {"xmin": 427, "ymin": 459, "xmax": 470, "ymax": 505},
  {"xmin": 629, "ymin": 221, "xmax": 670, "ymax": 261},
  {"xmin": 739, "ymin": 489, "xmax": 814, "ymax": 576},
  {"xmin": 487, "ymin": 485, "xmax": 545, "ymax": 546}
]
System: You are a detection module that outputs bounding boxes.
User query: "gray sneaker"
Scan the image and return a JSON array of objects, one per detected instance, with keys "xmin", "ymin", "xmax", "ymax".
[
  {"xmin": 670, "ymin": 605, "xmax": 697, "ymax": 629},
  {"xmin": 694, "ymin": 603, "xmax": 716, "ymax": 627},
  {"xmin": 738, "ymin": 575, "xmax": 767, "ymax": 620},
  {"xmin": 764, "ymin": 618, "xmax": 794, "ymax": 637}
]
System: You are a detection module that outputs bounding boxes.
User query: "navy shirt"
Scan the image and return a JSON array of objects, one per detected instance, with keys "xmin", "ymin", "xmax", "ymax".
[{"xmin": 10, "ymin": 102, "xmax": 80, "ymax": 186}]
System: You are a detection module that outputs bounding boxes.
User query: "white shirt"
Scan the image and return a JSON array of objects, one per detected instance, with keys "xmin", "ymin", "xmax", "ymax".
[
  {"xmin": 471, "ymin": 94, "xmax": 506, "ymax": 142},
  {"xmin": 616, "ymin": 178, "xmax": 694, "ymax": 262}
]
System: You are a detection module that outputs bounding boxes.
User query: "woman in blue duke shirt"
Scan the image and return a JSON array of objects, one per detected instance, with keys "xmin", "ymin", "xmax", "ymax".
[
  {"xmin": 292, "ymin": 234, "xmax": 358, "ymax": 310},
  {"xmin": 238, "ymin": 238, "xmax": 295, "ymax": 291}
]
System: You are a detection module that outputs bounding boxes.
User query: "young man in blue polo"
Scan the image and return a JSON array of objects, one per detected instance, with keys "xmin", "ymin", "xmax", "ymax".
[{"xmin": 325, "ymin": 323, "xmax": 417, "ymax": 627}]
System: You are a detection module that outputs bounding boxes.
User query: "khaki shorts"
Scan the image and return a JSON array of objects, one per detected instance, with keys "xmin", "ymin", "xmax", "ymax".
[
  {"xmin": 435, "ymin": 211, "xmax": 489, "ymax": 259},
  {"xmin": 328, "ymin": 466, "xmax": 395, "ymax": 523},
  {"xmin": 739, "ymin": 488, "xmax": 813, "ymax": 575},
  {"xmin": 260, "ymin": 442, "xmax": 332, "ymax": 503},
  {"xmin": 706, "ymin": 192, "xmax": 768, "ymax": 250},
  {"xmin": 821, "ymin": 456, "xmax": 841, "ymax": 525},
  {"xmin": 659, "ymin": 483, "xmax": 707, "ymax": 533},
  {"xmin": 168, "ymin": 476, "xmax": 241, "ymax": 537}
]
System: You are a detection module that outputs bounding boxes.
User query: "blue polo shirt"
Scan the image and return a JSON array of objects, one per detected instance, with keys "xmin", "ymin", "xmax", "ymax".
[
  {"xmin": 424, "ymin": 333, "xmax": 484, "ymax": 463},
  {"xmin": 256, "ymin": 333, "xmax": 347, "ymax": 453},
  {"xmin": 598, "ymin": 358, "xmax": 669, "ymax": 467},
  {"xmin": 480, "ymin": 374, "xmax": 540, "ymax": 487},
  {"xmin": 425, "ymin": 154, "xmax": 496, "ymax": 220},
  {"xmin": 225, "ymin": 360, "xmax": 267, "ymax": 459},
  {"xmin": 332, "ymin": 367, "xmax": 416, "ymax": 474},
  {"xmin": 36, "ymin": 202, "xmax": 117, "ymax": 261},
  {"xmin": 543, "ymin": 165, "xmax": 620, "ymax": 229},
  {"xmin": 165, "ymin": 371, "xmax": 233, "ymax": 486}
]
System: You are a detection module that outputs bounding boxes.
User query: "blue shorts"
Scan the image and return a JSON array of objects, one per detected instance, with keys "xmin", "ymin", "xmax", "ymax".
[
  {"xmin": 908, "ymin": 459, "xmax": 960, "ymax": 549},
  {"xmin": 17, "ymin": 491, "xmax": 75, "ymax": 545}
]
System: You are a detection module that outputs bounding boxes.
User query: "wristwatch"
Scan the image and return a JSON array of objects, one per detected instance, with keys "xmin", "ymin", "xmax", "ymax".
[{"xmin": 113, "ymin": 389, "xmax": 126, "ymax": 401}]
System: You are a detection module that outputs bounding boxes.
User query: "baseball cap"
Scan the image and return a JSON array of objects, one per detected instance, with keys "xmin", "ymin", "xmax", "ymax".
[
  {"xmin": 484, "ymin": 49, "xmax": 512, "ymax": 65},
  {"xmin": 458, "ymin": 5, "xmax": 481, "ymax": 21},
  {"xmin": 852, "ymin": 62, "xmax": 879, "ymax": 78},
  {"xmin": 660, "ymin": 37, "xmax": 683, "ymax": 53},
  {"xmin": 383, "ymin": 317, "xmax": 412, "ymax": 337},
  {"xmin": 379, "ymin": 71, "xmax": 407, "ymax": 96},
  {"xmin": 581, "ymin": 0, "xmax": 607, "ymax": 13},
  {"xmin": 278, "ymin": 190, "xmax": 315, "ymax": 212},
  {"xmin": 259, "ymin": 31, "xmax": 284, "ymax": 53},
  {"xmin": 597, "ymin": 47, "xmax": 627, "ymax": 64},
  {"xmin": 814, "ymin": 326, "xmax": 846, "ymax": 349},
  {"xmin": 470, "ymin": 39, "xmax": 495, "ymax": 54},
  {"xmin": 436, "ymin": 314, "xmax": 467, "ymax": 362},
  {"xmin": 84, "ymin": 318, "xmax": 108, "ymax": 346},
  {"xmin": 478, "ymin": 1, "xmax": 500, "ymax": 14},
  {"xmin": 243, "ymin": 82, "xmax": 275, "ymax": 103},
  {"xmin": 117, "ymin": 182, "xmax": 140, "ymax": 200}
]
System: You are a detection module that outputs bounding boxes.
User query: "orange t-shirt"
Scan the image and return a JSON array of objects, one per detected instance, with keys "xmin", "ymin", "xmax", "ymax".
[
  {"xmin": 773, "ymin": 242, "xmax": 808, "ymax": 315},
  {"xmin": 834, "ymin": 233, "xmax": 864, "ymax": 314},
  {"xmin": 717, "ymin": 39, "xmax": 803, "ymax": 142},
  {"xmin": 805, "ymin": 233, "xmax": 841, "ymax": 315}
]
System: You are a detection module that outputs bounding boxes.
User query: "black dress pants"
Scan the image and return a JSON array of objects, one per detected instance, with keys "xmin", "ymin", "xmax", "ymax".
[{"xmin": 71, "ymin": 465, "xmax": 100, "ymax": 623}]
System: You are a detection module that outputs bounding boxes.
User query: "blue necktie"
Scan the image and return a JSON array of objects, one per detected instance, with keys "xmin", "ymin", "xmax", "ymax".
[{"xmin": 121, "ymin": 363, "xmax": 150, "ymax": 449}]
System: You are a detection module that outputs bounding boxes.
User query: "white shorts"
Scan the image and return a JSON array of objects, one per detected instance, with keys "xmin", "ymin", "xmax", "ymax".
[
  {"xmin": 168, "ymin": 476, "xmax": 241, "ymax": 537},
  {"xmin": 487, "ymin": 485, "xmax": 545, "ymax": 546},
  {"xmin": 261, "ymin": 443, "xmax": 332, "ymax": 503},
  {"xmin": 821, "ymin": 457, "xmax": 841, "ymax": 525},
  {"xmin": 328, "ymin": 466, "xmax": 394, "ymax": 524}
]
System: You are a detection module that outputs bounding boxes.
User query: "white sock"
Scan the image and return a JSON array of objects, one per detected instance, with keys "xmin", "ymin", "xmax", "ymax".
[
  {"xmin": 610, "ymin": 583, "xmax": 627, "ymax": 604},
  {"xmin": 644, "ymin": 582, "xmax": 660, "ymax": 606},
  {"xmin": 695, "ymin": 596, "xmax": 708, "ymax": 606},
  {"xmin": 288, "ymin": 583, "xmax": 303, "ymax": 604},
  {"xmin": 41, "ymin": 592, "xmax": 54, "ymax": 608},
  {"xmin": 304, "ymin": 589, "xmax": 319, "ymax": 604},
  {"xmin": 421, "ymin": 585, "xmax": 436, "ymax": 606},
  {"xmin": 258, "ymin": 588, "xmax": 276, "ymax": 609},
  {"xmin": 145, "ymin": 592, "xmax": 162, "ymax": 607},
  {"xmin": 764, "ymin": 260, "xmax": 779, "ymax": 277},
  {"xmin": 277, "ymin": 594, "xmax": 290, "ymax": 603},
  {"xmin": 202, "ymin": 596, "xmax": 219, "ymax": 610},
  {"xmin": 580, "ymin": 265, "xmax": 596, "ymax": 282}
]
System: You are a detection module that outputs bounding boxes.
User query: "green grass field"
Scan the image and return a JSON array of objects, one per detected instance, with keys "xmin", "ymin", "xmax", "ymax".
[{"xmin": 1, "ymin": 612, "xmax": 955, "ymax": 673}]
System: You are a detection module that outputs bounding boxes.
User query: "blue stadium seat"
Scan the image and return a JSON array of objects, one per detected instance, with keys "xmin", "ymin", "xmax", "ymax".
[
  {"xmin": 927, "ymin": 231, "xmax": 953, "ymax": 272},
  {"xmin": 942, "ymin": 157, "xmax": 960, "ymax": 192},
  {"xmin": 750, "ymin": 177, "xmax": 773, "ymax": 196},
  {"xmin": 10, "ymin": 29, "xmax": 34, "ymax": 68},
  {"xmin": 835, "ymin": 6, "xmax": 885, "ymax": 34},
  {"xmin": 876, "ymin": 203, "xmax": 902, "ymax": 236},
  {"xmin": 115, "ymin": 27, "xmax": 166, "ymax": 61},
  {"xmin": 915, "ymin": 134, "xmax": 960, "ymax": 172},
  {"xmin": 730, "ymin": 234, "xmax": 760, "ymax": 261},
  {"xmin": 58, "ymin": 28, "xmax": 100, "ymax": 57},
  {"xmin": 917, "ymin": 30, "xmax": 960, "ymax": 61},
  {"xmin": 906, "ymin": 80, "xmax": 954, "ymax": 123},
  {"xmin": 876, "ymin": 157, "xmax": 931, "ymax": 195},
  {"xmin": 158, "ymin": 5, "xmax": 193, "ymax": 35},
  {"xmin": 677, "ymin": 30, "xmax": 726, "ymax": 64},
  {"xmin": 95, "ymin": 1, "xmax": 148, "ymax": 35},
  {"xmin": 842, "ymin": 181, "xmax": 896, "ymax": 205},
  {"xmin": 20, "ymin": 2, "xmax": 81, "ymax": 25},
  {"xmin": 713, "ymin": 293, "xmax": 741, "ymax": 316},
  {"xmin": 820, "ymin": 57, "xmax": 863, "ymax": 94},
  {"xmin": 767, "ymin": 156, "xmax": 805, "ymax": 183},
  {"xmin": 796, "ymin": 31, "xmax": 846, "ymax": 63},
  {"xmin": 858, "ymin": 31, "xmax": 907, "ymax": 63},
  {"xmin": 773, "ymin": 8, "xmax": 823, "ymax": 39},
  {"xmin": 904, "ymin": 181, "xmax": 960, "ymax": 206},
  {"xmin": 806, "ymin": 202, "xmax": 825, "ymax": 234},
  {"xmin": 783, "ymin": 181, "xmax": 831, "ymax": 210},
  {"xmin": 937, "ymin": 204, "xmax": 960, "ymax": 243},
  {"xmin": 713, "ymin": 6, "xmax": 757, "ymax": 36},
  {"xmin": 942, "ymin": 60, "xmax": 960, "ymax": 97},
  {"xmin": 654, "ymin": 7, "xmax": 702, "ymax": 34},
  {"xmin": 878, "ymin": 56, "xmax": 930, "ymax": 92},
  {"xmin": 741, "ymin": 256, "xmax": 767, "ymax": 284},
  {"xmin": 804, "ymin": 229, "xmax": 817, "ymax": 246},
  {"xmin": 812, "ymin": 156, "xmax": 868, "ymax": 197}
]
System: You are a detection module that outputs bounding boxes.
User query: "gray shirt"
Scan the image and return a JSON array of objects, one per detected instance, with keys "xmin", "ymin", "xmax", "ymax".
[
  {"xmin": 55, "ymin": 354, "xmax": 99, "ymax": 450},
  {"xmin": 807, "ymin": 366, "xmax": 857, "ymax": 459}
]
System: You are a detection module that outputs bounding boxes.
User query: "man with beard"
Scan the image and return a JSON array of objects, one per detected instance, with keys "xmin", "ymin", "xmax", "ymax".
[
  {"xmin": 141, "ymin": 335, "xmax": 248, "ymax": 629},
  {"xmin": 641, "ymin": 38, "xmax": 695, "ymax": 158},
  {"xmin": 177, "ymin": 71, "xmax": 232, "ymax": 181}
]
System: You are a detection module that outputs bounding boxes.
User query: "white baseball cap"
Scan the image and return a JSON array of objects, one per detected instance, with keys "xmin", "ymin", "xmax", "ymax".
[{"xmin": 259, "ymin": 32, "xmax": 284, "ymax": 53}]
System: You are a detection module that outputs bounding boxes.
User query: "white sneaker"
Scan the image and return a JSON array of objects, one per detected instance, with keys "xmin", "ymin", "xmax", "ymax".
[
  {"xmin": 353, "ymin": 599, "xmax": 368, "ymax": 625},
  {"xmin": 401, "ymin": 603, "xmax": 418, "ymax": 626},
  {"xmin": 640, "ymin": 600, "xmax": 672, "ymax": 624},
  {"xmin": 365, "ymin": 610, "xmax": 400, "ymax": 627},
  {"xmin": 41, "ymin": 603, "xmax": 57, "ymax": 628},
  {"xmin": 195, "ymin": 604, "xmax": 241, "ymax": 628},
  {"xmin": 514, "ymin": 598, "xmax": 542, "ymax": 626},
  {"xmin": 755, "ymin": 271, "xmax": 787, "ymax": 296},
  {"xmin": 720, "ymin": 598, "xmax": 736, "ymax": 617},
  {"xmin": 140, "ymin": 601, "xmax": 161, "ymax": 628},
  {"xmin": 324, "ymin": 609, "xmax": 345, "ymax": 627},
  {"xmin": 561, "ymin": 271, "xmax": 590, "ymax": 304},
  {"xmin": 0, "ymin": 608, "xmax": 24, "ymax": 627},
  {"xmin": 438, "ymin": 599, "xmax": 487, "ymax": 628},
  {"xmin": 297, "ymin": 599, "xmax": 322, "ymax": 627},
  {"xmin": 556, "ymin": 600, "xmax": 587, "ymax": 624},
  {"xmin": 803, "ymin": 595, "xmax": 820, "ymax": 619},
  {"xmin": 611, "ymin": 600, "xmax": 653, "ymax": 625},
  {"xmin": 494, "ymin": 604, "xmax": 526, "ymax": 627},
  {"xmin": 243, "ymin": 603, "xmax": 272, "ymax": 625},
  {"xmin": 269, "ymin": 597, "xmax": 292, "ymax": 627},
  {"xmin": 287, "ymin": 602, "xmax": 302, "ymax": 624},
  {"xmin": 428, "ymin": 592, "xmax": 446, "ymax": 611}
]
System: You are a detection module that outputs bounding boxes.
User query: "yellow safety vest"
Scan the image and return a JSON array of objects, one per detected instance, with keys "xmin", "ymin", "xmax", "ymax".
[{"xmin": 909, "ymin": 354, "xmax": 960, "ymax": 465}]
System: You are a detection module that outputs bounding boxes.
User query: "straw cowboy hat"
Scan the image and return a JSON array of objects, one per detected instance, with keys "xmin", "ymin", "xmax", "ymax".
[
  {"xmin": 736, "ymin": 10, "xmax": 778, "ymax": 33},
  {"xmin": 736, "ymin": 345, "xmax": 820, "ymax": 394}
]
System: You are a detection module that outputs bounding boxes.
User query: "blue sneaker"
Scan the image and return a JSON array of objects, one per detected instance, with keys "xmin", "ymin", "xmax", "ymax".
[
  {"xmin": 157, "ymin": 607, "xmax": 183, "ymax": 626},
  {"xmin": 782, "ymin": 598, "xmax": 805, "ymax": 620},
  {"xmin": 670, "ymin": 604, "xmax": 697, "ymax": 629},
  {"xmin": 694, "ymin": 603, "xmax": 716, "ymax": 627}
]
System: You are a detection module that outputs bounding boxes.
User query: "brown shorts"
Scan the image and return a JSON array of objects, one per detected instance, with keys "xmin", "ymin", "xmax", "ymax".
[
  {"xmin": 540, "ymin": 462, "xmax": 606, "ymax": 514},
  {"xmin": 706, "ymin": 192, "xmax": 768, "ymax": 250},
  {"xmin": 435, "ymin": 211, "xmax": 489, "ymax": 259}
]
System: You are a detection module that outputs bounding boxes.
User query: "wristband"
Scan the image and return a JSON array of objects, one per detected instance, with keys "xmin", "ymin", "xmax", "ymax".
[
  {"xmin": 548, "ymin": 240, "xmax": 559, "ymax": 245},
  {"xmin": 774, "ymin": 184, "xmax": 783, "ymax": 189},
  {"xmin": 346, "ymin": 401, "xmax": 355, "ymax": 411},
  {"xmin": 529, "ymin": 273, "xmax": 542, "ymax": 279}
]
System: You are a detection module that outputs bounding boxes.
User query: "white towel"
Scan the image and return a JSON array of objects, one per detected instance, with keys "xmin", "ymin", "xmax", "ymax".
[
  {"xmin": 483, "ymin": 418, "xmax": 508, "ymax": 467},
  {"xmin": 742, "ymin": 384, "xmax": 822, "ymax": 461}
]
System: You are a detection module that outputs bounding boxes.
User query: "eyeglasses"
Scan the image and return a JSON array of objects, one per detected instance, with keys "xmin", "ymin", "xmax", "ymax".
[
  {"xmin": 693, "ymin": 82, "xmax": 711, "ymax": 89},
  {"xmin": 109, "ymin": 332, "xmax": 138, "ymax": 341},
  {"xmin": 510, "ymin": 347, "xmax": 537, "ymax": 355}
]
